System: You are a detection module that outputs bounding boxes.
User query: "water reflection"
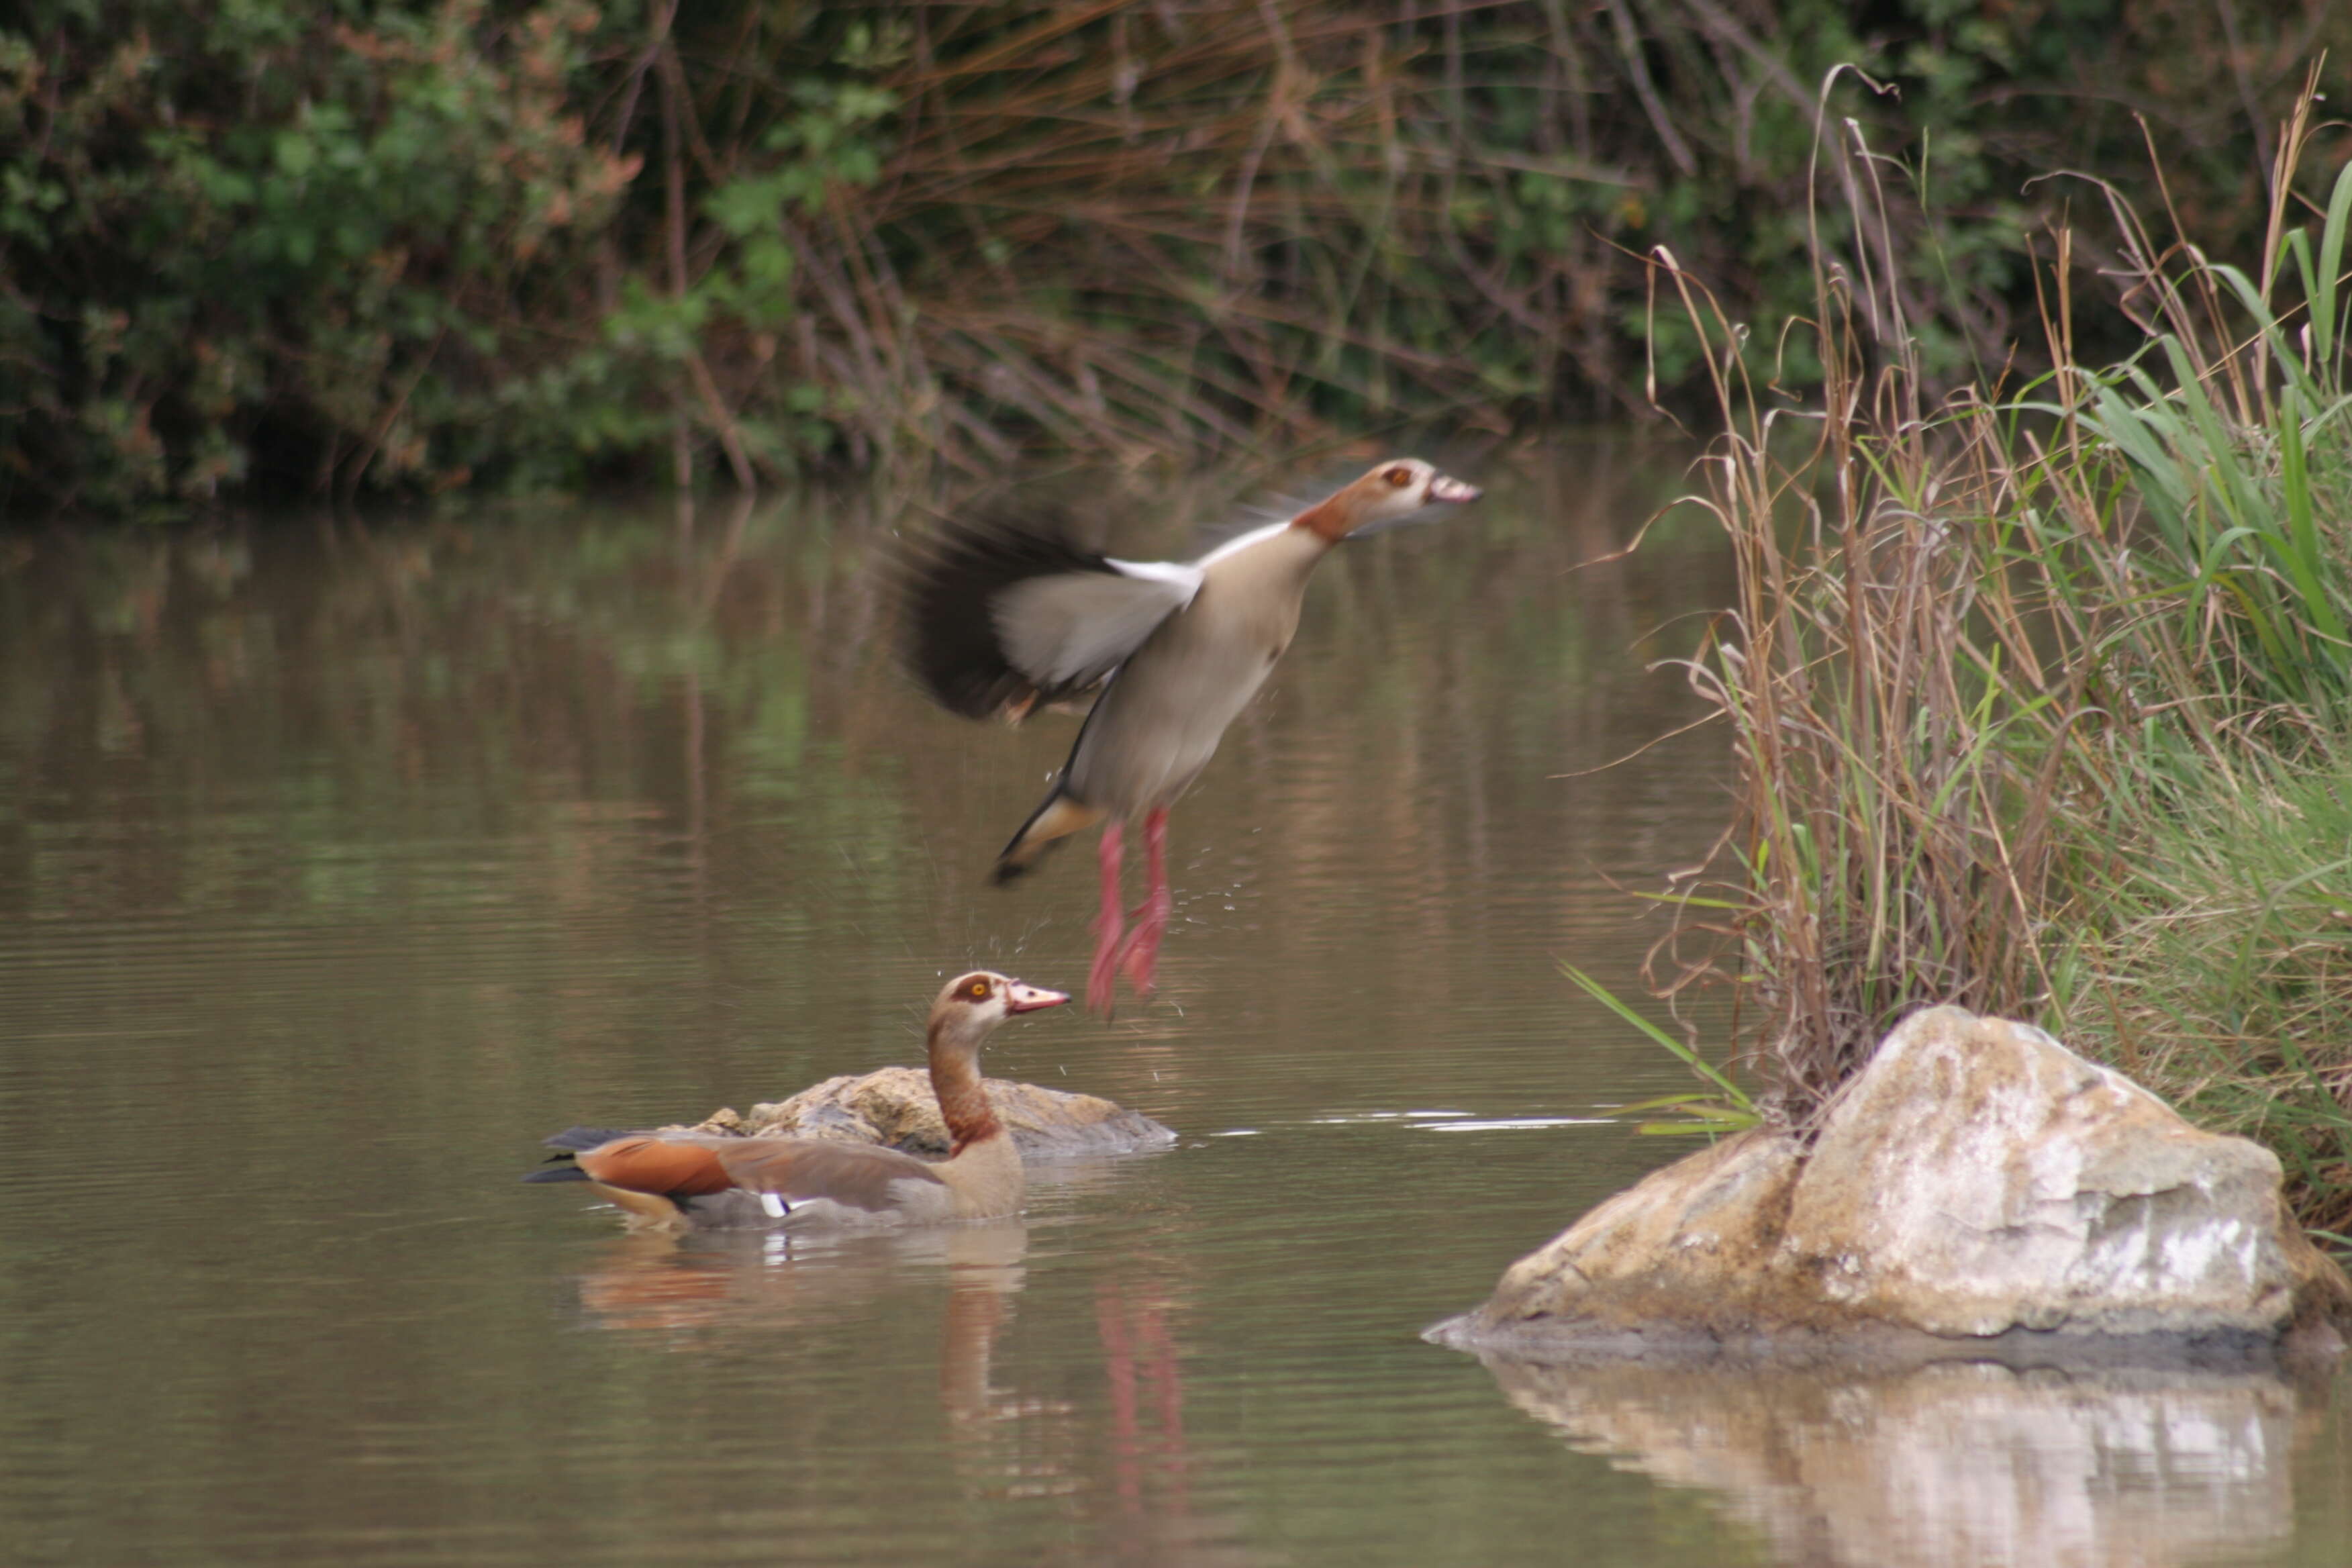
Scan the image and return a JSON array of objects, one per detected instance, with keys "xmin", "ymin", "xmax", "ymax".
[
  {"xmin": 32, "ymin": 446, "xmax": 2343, "ymax": 1565},
  {"xmin": 561, "ymin": 1224, "xmax": 1034, "ymax": 1339},
  {"xmin": 556, "ymin": 1210, "xmax": 1252, "ymax": 1565},
  {"xmin": 1479, "ymin": 1353, "xmax": 2330, "ymax": 1568}
]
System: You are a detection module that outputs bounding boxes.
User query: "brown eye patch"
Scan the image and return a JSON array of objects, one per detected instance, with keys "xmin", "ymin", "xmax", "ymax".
[{"xmin": 1385, "ymin": 467, "xmax": 1412, "ymax": 487}]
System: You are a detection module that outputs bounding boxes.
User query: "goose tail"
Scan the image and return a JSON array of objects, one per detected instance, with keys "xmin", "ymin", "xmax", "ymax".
[
  {"xmin": 993, "ymin": 787, "xmax": 1104, "ymax": 885},
  {"xmin": 540, "ymin": 1126, "xmax": 637, "ymax": 1153}
]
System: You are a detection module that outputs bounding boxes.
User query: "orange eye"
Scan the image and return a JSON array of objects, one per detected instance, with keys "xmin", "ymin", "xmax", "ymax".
[
  {"xmin": 969, "ymin": 980, "xmax": 990, "ymax": 999},
  {"xmin": 1385, "ymin": 467, "xmax": 1412, "ymax": 487}
]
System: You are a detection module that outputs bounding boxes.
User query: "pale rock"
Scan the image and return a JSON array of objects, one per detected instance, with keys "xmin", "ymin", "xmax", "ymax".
[
  {"xmin": 1478, "ymin": 1126, "xmax": 1806, "ymax": 1332},
  {"xmin": 687, "ymin": 1067, "xmax": 1177, "ymax": 1158},
  {"xmin": 1785, "ymin": 1008, "xmax": 2309, "ymax": 1336},
  {"xmin": 1433, "ymin": 1006, "xmax": 2352, "ymax": 1355}
]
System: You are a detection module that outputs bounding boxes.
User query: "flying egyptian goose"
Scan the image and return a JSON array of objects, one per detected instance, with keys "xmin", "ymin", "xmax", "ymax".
[
  {"xmin": 524, "ymin": 971, "xmax": 1069, "ymax": 1230},
  {"xmin": 903, "ymin": 458, "xmax": 1480, "ymax": 1012}
]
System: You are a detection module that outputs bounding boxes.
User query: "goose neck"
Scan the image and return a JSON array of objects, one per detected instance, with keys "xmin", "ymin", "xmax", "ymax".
[{"xmin": 927, "ymin": 1022, "xmax": 1004, "ymax": 1156}]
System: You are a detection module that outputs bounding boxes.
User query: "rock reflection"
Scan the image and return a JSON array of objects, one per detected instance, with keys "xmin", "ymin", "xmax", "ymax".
[{"xmin": 1480, "ymin": 1355, "xmax": 2331, "ymax": 1568}]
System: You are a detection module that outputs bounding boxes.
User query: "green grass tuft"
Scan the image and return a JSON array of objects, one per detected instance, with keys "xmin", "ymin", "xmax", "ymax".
[{"xmin": 1608, "ymin": 66, "xmax": 2352, "ymax": 1232}]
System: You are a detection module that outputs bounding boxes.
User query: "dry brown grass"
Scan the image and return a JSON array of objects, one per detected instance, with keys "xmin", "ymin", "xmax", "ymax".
[{"xmin": 1637, "ymin": 70, "xmax": 2352, "ymax": 1244}]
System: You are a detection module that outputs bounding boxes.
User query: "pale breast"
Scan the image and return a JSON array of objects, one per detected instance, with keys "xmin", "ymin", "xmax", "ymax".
[
  {"xmin": 1065, "ymin": 547, "xmax": 1314, "ymax": 813},
  {"xmin": 940, "ymin": 1135, "xmax": 1026, "ymax": 1219},
  {"xmin": 1068, "ymin": 616, "xmax": 1285, "ymax": 810}
]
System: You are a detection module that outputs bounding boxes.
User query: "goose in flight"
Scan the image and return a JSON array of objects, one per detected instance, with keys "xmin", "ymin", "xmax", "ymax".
[{"xmin": 903, "ymin": 458, "xmax": 1479, "ymax": 1012}]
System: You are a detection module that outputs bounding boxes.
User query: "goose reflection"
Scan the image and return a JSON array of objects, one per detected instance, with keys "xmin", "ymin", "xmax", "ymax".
[
  {"xmin": 1085, "ymin": 1277, "xmax": 1255, "ymax": 1567},
  {"xmin": 556, "ymin": 1212, "xmax": 1256, "ymax": 1563},
  {"xmin": 1475, "ymin": 1353, "xmax": 2335, "ymax": 1568},
  {"xmin": 1096, "ymin": 1279, "xmax": 1190, "ymax": 1519},
  {"xmin": 563, "ymin": 1219, "xmax": 1034, "ymax": 1338}
]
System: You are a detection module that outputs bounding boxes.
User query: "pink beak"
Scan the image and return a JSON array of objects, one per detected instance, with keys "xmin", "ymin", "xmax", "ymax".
[
  {"xmin": 1003, "ymin": 981, "xmax": 1071, "ymax": 1014},
  {"xmin": 1428, "ymin": 473, "xmax": 1481, "ymax": 503}
]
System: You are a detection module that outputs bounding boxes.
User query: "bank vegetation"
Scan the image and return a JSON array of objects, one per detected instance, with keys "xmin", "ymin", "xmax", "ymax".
[
  {"xmin": 3, "ymin": 0, "xmax": 2341, "ymax": 511},
  {"xmin": 1651, "ymin": 70, "xmax": 2352, "ymax": 1239}
]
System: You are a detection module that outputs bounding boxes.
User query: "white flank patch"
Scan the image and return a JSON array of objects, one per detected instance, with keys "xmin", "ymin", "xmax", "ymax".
[{"xmin": 759, "ymin": 1193, "xmax": 789, "ymax": 1219}]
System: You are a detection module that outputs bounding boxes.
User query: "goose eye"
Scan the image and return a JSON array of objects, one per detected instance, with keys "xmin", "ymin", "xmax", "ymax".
[
  {"xmin": 968, "ymin": 979, "xmax": 991, "ymax": 999},
  {"xmin": 1385, "ymin": 467, "xmax": 1412, "ymax": 487}
]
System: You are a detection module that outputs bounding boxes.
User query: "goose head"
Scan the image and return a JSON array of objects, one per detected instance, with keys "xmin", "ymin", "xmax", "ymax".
[
  {"xmin": 930, "ymin": 970, "xmax": 1071, "ymax": 1048},
  {"xmin": 1298, "ymin": 458, "xmax": 1481, "ymax": 541}
]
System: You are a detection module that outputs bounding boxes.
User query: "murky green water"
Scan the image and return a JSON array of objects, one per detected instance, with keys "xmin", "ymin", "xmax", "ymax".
[{"xmin": 2, "ymin": 442, "xmax": 2345, "ymax": 1567}]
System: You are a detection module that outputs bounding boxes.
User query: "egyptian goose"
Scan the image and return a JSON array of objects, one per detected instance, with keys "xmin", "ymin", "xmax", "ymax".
[
  {"xmin": 525, "ymin": 971, "xmax": 1069, "ymax": 1230},
  {"xmin": 903, "ymin": 458, "xmax": 1480, "ymax": 1012}
]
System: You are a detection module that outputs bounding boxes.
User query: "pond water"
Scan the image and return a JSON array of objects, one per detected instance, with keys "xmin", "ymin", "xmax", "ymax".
[{"xmin": 1, "ymin": 440, "xmax": 2345, "ymax": 1567}]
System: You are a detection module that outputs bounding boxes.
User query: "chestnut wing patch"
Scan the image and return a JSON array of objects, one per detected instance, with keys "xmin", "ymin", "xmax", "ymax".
[{"xmin": 573, "ymin": 1136, "xmax": 738, "ymax": 1199}]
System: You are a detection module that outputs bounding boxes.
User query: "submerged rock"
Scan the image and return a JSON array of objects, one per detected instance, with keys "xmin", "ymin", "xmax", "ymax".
[
  {"xmin": 683, "ymin": 1067, "xmax": 1177, "ymax": 1158},
  {"xmin": 1430, "ymin": 1006, "xmax": 2352, "ymax": 1357}
]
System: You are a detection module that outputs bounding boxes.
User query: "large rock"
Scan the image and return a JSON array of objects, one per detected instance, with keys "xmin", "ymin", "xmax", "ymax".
[
  {"xmin": 1430, "ymin": 1006, "xmax": 2352, "ymax": 1357},
  {"xmin": 685, "ymin": 1067, "xmax": 1177, "ymax": 1158}
]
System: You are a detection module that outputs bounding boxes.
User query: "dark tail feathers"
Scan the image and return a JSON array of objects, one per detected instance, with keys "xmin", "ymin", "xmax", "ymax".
[
  {"xmin": 993, "ymin": 787, "xmax": 1104, "ymax": 884},
  {"xmin": 521, "ymin": 1126, "xmax": 636, "ymax": 1184}
]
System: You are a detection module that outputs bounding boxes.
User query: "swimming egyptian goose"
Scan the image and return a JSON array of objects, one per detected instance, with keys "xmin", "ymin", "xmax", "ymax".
[
  {"xmin": 524, "ymin": 971, "xmax": 1069, "ymax": 1230},
  {"xmin": 903, "ymin": 458, "xmax": 1480, "ymax": 1012}
]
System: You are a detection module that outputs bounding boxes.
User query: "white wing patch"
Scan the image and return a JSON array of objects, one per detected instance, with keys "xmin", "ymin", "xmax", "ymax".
[
  {"xmin": 992, "ymin": 559, "xmax": 1203, "ymax": 689},
  {"xmin": 1191, "ymin": 519, "xmax": 1290, "ymax": 569}
]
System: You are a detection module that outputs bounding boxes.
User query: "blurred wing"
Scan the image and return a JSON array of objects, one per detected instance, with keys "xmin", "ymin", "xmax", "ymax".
[
  {"xmin": 712, "ymin": 1138, "xmax": 946, "ymax": 1212},
  {"xmin": 901, "ymin": 517, "xmax": 1199, "ymax": 722},
  {"xmin": 992, "ymin": 557, "xmax": 1199, "ymax": 694}
]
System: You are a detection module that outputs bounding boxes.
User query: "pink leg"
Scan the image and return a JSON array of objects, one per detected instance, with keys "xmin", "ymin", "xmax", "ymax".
[
  {"xmin": 1115, "ymin": 808, "xmax": 1171, "ymax": 995},
  {"xmin": 1088, "ymin": 822, "xmax": 1126, "ymax": 1016}
]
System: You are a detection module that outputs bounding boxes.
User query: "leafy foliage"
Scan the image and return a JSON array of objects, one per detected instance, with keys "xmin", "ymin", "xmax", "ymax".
[
  {"xmin": 3, "ymin": 1, "xmax": 2344, "ymax": 511},
  {"xmin": 3, "ymin": 2, "xmax": 638, "ymax": 508}
]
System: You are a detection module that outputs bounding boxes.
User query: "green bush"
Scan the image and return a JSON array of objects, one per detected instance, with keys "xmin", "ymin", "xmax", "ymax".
[
  {"xmin": 2, "ymin": 2, "xmax": 638, "ymax": 508},
  {"xmin": 3, "ymin": 1, "xmax": 2342, "ymax": 512},
  {"xmin": 2057, "ymin": 752, "xmax": 2352, "ymax": 1238}
]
